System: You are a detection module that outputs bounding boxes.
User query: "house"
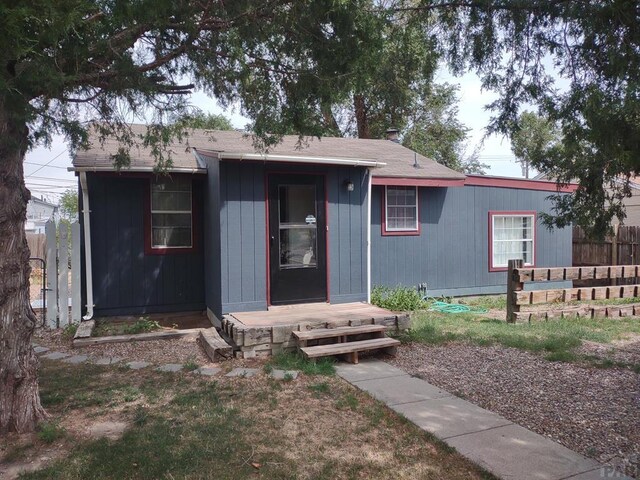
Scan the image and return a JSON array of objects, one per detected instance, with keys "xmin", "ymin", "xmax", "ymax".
[
  {"xmin": 25, "ymin": 196, "xmax": 58, "ymax": 234},
  {"xmin": 71, "ymin": 125, "xmax": 576, "ymax": 322},
  {"xmin": 534, "ymin": 172, "xmax": 640, "ymax": 226}
]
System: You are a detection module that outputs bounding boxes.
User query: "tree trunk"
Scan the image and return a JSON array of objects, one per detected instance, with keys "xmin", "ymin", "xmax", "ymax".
[
  {"xmin": 353, "ymin": 94, "xmax": 371, "ymax": 139},
  {"xmin": 0, "ymin": 104, "xmax": 48, "ymax": 434}
]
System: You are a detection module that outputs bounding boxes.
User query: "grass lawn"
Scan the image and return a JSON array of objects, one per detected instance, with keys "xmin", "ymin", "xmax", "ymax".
[
  {"xmin": 1, "ymin": 359, "xmax": 494, "ymax": 480},
  {"xmin": 405, "ymin": 296, "xmax": 640, "ymax": 370}
]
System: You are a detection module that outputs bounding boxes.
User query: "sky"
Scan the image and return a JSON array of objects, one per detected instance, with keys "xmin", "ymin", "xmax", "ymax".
[{"xmin": 24, "ymin": 69, "xmax": 525, "ymax": 204}]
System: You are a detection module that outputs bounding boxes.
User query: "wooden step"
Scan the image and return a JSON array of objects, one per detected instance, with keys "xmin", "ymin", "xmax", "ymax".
[
  {"xmin": 293, "ymin": 324, "xmax": 387, "ymax": 343},
  {"xmin": 300, "ymin": 337, "xmax": 400, "ymax": 364},
  {"xmin": 198, "ymin": 328, "xmax": 233, "ymax": 361}
]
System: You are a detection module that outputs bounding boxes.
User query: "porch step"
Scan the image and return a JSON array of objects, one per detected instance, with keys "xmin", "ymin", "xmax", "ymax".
[
  {"xmin": 300, "ymin": 337, "xmax": 401, "ymax": 364},
  {"xmin": 198, "ymin": 328, "xmax": 233, "ymax": 361},
  {"xmin": 293, "ymin": 324, "xmax": 387, "ymax": 346}
]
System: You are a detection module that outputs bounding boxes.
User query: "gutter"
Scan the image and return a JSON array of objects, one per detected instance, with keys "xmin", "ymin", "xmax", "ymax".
[
  {"xmin": 216, "ymin": 152, "xmax": 385, "ymax": 168},
  {"xmin": 69, "ymin": 166, "xmax": 206, "ymax": 174},
  {"xmin": 366, "ymin": 168, "xmax": 373, "ymax": 303},
  {"xmin": 79, "ymin": 172, "xmax": 94, "ymax": 320}
]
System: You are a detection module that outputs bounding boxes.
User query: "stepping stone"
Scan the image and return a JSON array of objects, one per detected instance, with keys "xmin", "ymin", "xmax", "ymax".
[
  {"xmin": 336, "ymin": 359, "xmax": 408, "ymax": 382},
  {"xmin": 445, "ymin": 423, "xmax": 601, "ymax": 480},
  {"xmin": 269, "ymin": 369, "xmax": 299, "ymax": 380},
  {"xmin": 352, "ymin": 374, "xmax": 452, "ymax": 406},
  {"xmin": 126, "ymin": 361, "xmax": 151, "ymax": 370},
  {"xmin": 93, "ymin": 357, "xmax": 124, "ymax": 365},
  {"xmin": 156, "ymin": 363, "xmax": 183, "ymax": 373},
  {"xmin": 194, "ymin": 367, "xmax": 221, "ymax": 377},
  {"xmin": 225, "ymin": 368, "xmax": 259, "ymax": 378},
  {"xmin": 42, "ymin": 352, "xmax": 70, "ymax": 360},
  {"xmin": 391, "ymin": 395, "xmax": 513, "ymax": 440},
  {"xmin": 33, "ymin": 346, "xmax": 50, "ymax": 355},
  {"xmin": 62, "ymin": 355, "xmax": 89, "ymax": 364}
]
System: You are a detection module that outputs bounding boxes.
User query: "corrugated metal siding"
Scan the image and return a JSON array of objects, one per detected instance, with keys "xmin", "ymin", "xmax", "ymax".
[
  {"xmin": 371, "ymin": 185, "xmax": 572, "ymax": 296},
  {"xmin": 88, "ymin": 174, "xmax": 205, "ymax": 316},
  {"xmin": 218, "ymin": 162, "xmax": 368, "ymax": 312}
]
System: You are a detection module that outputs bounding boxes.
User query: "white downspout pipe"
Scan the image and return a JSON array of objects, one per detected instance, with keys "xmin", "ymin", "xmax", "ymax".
[
  {"xmin": 366, "ymin": 168, "xmax": 373, "ymax": 303},
  {"xmin": 79, "ymin": 172, "xmax": 94, "ymax": 320}
]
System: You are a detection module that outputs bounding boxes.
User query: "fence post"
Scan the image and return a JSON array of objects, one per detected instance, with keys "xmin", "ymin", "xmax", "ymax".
[
  {"xmin": 58, "ymin": 224, "xmax": 69, "ymax": 327},
  {"xmin": 71, "ymin": 221, "xmax": 82, "ymax": 323},
  {"xmin": 45, "ymin": 219, "xmax": 58, "ymax": 328},
  {"xmin": 506, "ymin": 259, "xmax": 524, "ymax": 323},
  {"xmin": 611, "ymin": 224, "xmax": 619, "ymax": 286}
]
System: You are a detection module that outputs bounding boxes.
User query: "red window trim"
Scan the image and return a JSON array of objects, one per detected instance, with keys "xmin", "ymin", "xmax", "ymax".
[
  {"xmin": 381, "ymin": 185, "xmax": 420, "ymax": 236},
  {"xmin": 488, "ymin": 210, "xmax": 537, "ymax": 272},
  {"xmin": 143, "ymin": 177, "xmax": 198, "ymax": 255}
]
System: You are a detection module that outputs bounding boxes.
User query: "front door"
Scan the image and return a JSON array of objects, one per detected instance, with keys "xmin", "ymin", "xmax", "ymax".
[{"xmin": 268, "ymin": 174, "xmax": 327, "ymax": 305}]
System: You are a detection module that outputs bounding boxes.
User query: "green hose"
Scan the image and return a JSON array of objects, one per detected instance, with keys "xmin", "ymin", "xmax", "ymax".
[{"xmin": 426, "ymin": 299, "xmax": 488, "ymax": 314}]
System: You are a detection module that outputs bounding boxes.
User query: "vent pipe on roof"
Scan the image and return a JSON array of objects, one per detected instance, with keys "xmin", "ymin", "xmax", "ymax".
[{"xmin": 386, "ymin": 128, "xmax": 400, "ymax": 143}]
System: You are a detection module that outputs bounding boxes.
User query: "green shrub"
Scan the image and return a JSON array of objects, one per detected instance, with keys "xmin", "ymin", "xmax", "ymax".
[
  {"xmin": 62, "ymin": 322, "xmax": 78, "ymax": 339},
  {"xmin": 371, "ymin": 285, "xmax": 428, "ymax": 312},
  {"xmin": 123, "ymin": 317, "xmax": 161, "ymax": 335},
  {"xmin": 183, "ymin": 359, "xmax": 199, "ymax": 372},
  {"xmin": 267, "ymin": 352, "xmax": 335, "ymax": 376},
  {"xmin": 37, "ymin": 422, "xmax": 65, "ymax": 444}
]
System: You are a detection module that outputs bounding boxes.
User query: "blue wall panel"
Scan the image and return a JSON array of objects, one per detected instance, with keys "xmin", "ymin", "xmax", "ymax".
[
  {"xmin": 218, "ymin": 162, "xmax": 368, "ymax": 312},
  {"xmin": 371, "ymin": 185, "xmax": 572, "ymax": 296},
  {"xmin": 88, "ymin": 174, "xmax": 205, "ymax": 316},
  {"xmin": 219, "ymin": 161, "xmax": 267, "ymax": 313}
]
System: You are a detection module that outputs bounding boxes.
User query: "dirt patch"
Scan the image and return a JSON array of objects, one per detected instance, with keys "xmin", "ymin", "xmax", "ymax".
[
  {"xmin": 577, "ymin": 337, "xmax": 640, "ymax": 365},
  {"xmin": 32, "ymin": 326, "xmax": 213, "ymax": 365},
  {"xmin": 391, "ymin": 342, "xmax": 640, "ymax": 478},
  {"xmin": 0, "ymin": 435, "xmax": 66, "ymax": 480},
  {"xmin": 85, "ymin": 420, "xmax": 129, "ymax": 440}
]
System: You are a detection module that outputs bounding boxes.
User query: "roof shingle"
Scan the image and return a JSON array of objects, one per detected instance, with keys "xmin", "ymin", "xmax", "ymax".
[{"xmin": 73, "ymin": 124, "xmax": 465, "ymax": 180}]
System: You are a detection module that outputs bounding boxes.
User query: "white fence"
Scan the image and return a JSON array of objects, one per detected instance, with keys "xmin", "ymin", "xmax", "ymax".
[{"xmin": 43, "ymin": 220, "xmax": 82, "ymax": 328}]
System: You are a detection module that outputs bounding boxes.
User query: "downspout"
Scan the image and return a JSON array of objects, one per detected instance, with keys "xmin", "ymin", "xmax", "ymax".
[
  {"xmin": 367, "ymin": 168, "xmax": 373, "ymax": 303},
  {"xmin": 79, "ymin": 172, "xmax": 94, "ymax": 320}
]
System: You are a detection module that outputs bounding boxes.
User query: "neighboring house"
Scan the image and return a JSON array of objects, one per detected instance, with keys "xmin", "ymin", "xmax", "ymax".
[
  {"xmin": 534, "ymin": 172, "xmax": 640, "ymax": 226},
  {"xmin": 25, "ymin": 197, "xmax": 58, "ymax": 234},
  {"xmin": 72, "ymin": 125, "xmax": 575, "ymax": 320}
]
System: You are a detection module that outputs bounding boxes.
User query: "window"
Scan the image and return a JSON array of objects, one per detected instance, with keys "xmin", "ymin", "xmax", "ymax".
[
  {"xmin": 149, "ymin": 177, "xmax": 193, "ymax": 250},
  {"xmin": 489, "ymin": 211, "xmax": 535, "ymax": 271},
  {"xmin": 383, "ymin": 186, "xmax": 419, "ymax": 235}
]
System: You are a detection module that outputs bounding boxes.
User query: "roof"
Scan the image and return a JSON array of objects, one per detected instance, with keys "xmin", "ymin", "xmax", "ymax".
[
  {"xmin": 72, "ymin": 124, "xmax": 466, "ymax": 181},
  {"xmin": 29, "ymin": 197, "xmax": 59, "ymax": 209}
]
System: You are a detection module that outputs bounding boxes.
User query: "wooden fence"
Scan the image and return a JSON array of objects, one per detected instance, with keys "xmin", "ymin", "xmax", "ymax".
[
  {"xmin": 574, "ymin": 224, "xmax": 640, "ymax": 266},
  {"xmin": 506, "ymin": 259, "xmax": 640, "ymax": 323},
  {"xmin": 26, "ymin": 232, "xmax": 46, "ymax": 259},
  {"xmin": 42, "ymin": 220, "xmax": 82, "ymax": 328}
]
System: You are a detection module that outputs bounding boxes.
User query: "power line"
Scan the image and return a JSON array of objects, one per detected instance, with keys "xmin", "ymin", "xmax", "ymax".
[
  {"xmin": 24, "ymin": 161, "xmax": 68, "ymax": 170},
  {"xmin": 25, "ymin": 150, "xmax": 68, "ymax": 177},
  {"xmin": 25, "ymin": 175, "xmax": 76, "ymax": 183}
]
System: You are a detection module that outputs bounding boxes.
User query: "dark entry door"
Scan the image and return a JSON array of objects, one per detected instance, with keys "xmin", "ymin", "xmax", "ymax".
[{"xmin": 268, "ymin": 174, "xmax": 327, "ymax": 305}]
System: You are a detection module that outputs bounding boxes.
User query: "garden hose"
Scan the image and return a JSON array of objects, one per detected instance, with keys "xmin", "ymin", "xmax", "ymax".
[{"xmin": 425, "ymin": 299, "xmax": 488, "ymax": 315}]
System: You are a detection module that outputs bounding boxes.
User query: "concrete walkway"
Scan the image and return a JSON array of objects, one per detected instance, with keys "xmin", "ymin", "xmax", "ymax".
[{"xmin": 336, "ymin": 360, "xmax": 631, "ymax": 480}]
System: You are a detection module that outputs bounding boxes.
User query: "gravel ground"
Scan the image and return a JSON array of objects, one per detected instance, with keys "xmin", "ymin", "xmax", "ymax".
[
  {"xmin": 390, "ymin": 343, "xmax": 640, "ymax": 479},
  {"xmin": 32, "ymin": 328, "xmax": 211, "ymax": 365}
]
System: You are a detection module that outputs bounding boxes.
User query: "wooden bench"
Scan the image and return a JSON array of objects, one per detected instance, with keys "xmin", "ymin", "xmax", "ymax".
[
  {"xmin": 300, "ymin": 337, "xmax": 400, "ymax": 364},
  {"xmin": 293, "ymin": 324, "xmax": 387, "ymax": 347}
]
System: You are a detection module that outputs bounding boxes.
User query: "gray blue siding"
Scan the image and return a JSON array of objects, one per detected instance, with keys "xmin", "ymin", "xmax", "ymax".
[
  {"xmin": 371, "ymin": 185, "xmax": 572, "ymax": 296},
  {"xmin": 218, "ymin": 162, "xmax": 368, "ymax": 313},
  {"xmin": 87, "ymin": 174, "xmax": 205, "ymax": 316}
]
